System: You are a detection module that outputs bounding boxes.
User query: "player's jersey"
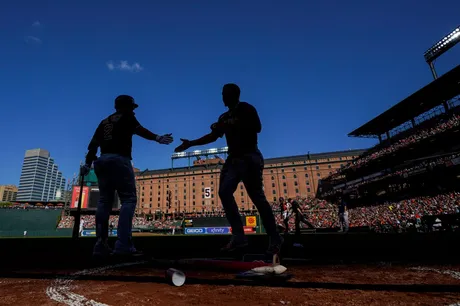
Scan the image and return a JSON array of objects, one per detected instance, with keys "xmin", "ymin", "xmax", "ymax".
[
  {"xmin": 338, "ymin": 200, "xmax": 347, "ymax": 214},
  {"xmin": 290, "ymin": 200, "xmax": 300, "ymax": 213},
  {"xmin": 211, "ymin": 102, "xmax": 261, "ymax": 156},
  {"xmin": 88, "ymin": 112, "xmax": 141, "ymax": 160}
]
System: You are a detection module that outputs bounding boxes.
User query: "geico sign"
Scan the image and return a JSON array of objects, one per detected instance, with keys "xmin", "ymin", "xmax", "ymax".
[{"xmin": 185, "ymin": 228, "xmax": 204, "ymax": 234}]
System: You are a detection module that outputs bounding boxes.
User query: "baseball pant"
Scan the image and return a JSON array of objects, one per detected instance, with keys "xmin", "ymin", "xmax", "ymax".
[
  {"xmin": 219, "ymin": 151, "xmax": 281, "ymax": 243},
  {"xmin": 339, "ymin": 212, "xmax": 349, "ymax": 232},
  {"xmin": 94, "ymin": 153, "xmax": 137, "ymax": 253},
  {"xmin": 295, "ymin": 212, "xmax": 314, "ymax": 236},
  {"xmin": 283, "ymin": 214, "xmax": 290, "ymax": 234}
]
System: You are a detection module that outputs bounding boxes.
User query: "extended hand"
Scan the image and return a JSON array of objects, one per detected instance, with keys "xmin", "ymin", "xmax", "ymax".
[
  {"xmin": 174, "ymin": 138, "xmax": 192, "ymax": 152},
  {"xmin": 156, "ymin": 133, "xmax": 174, "ymax": 145}
]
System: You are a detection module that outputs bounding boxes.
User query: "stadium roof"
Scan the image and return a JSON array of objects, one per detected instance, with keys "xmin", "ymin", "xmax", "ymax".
[
  {"xmin": 348, "ymin": 64, "xmax": 460, "ymax": 138},
  {"xmin": 137, "ymin": 149, "xmax": 366, "ymax": 177}
]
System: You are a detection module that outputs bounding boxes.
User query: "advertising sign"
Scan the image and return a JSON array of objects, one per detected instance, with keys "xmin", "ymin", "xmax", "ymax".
[
  {"xmin": 230, "ymin": 226, "xmax": 255, "ymax": 234},
  {"xmin": 71, "ymin": 186, "xmax": 89, "ymax": 209},
  {"xmin": 183, "ymin": 219, "xmax": 193, "ymax": 227},
  {"xmin": 81, "ymin": 229, "xmax": 117, "ymax": 237},
  {"xmin": 245, "ymin": 216, "xmax": 257, "ymax": 227},
  {"xmin": 205, "ymin": 227, "xmax": 230, "ymax": 234},
  {"xmin": 184, "ymin": 227, "xmax": 254, "ymax": 235},
  {"xmin": 184, "ymin": 227, "xmax": 206, "ymax": 234},
  {"xmin": 243, "ymin": 226, "xmax": 255, "ymax": 233}
]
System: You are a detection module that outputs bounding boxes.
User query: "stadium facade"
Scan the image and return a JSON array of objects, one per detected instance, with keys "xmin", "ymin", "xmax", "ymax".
[
  {"xmin": 17, "ymin": 149, "xmax": 66, "ymax": 202},
  {"xmin": 135, "ymin": 149, "xmax": 365, "ymax": 214}
]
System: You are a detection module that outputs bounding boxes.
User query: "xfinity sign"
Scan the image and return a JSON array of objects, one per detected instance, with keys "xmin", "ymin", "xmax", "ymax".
[
  {"xmin": 206, "ymin": 227, "xmax": 230, "ymax": 234},
  {"xmin": 185, "ymin": 228, "xmax": 205, "ymax": 234}
]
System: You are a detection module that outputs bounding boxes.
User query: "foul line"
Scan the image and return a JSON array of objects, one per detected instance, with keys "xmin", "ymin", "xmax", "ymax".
[
  {"xmin": 410, "ymin": 266, "xmax": 460, "ymax": 306},
  {"xmin": 46, "ymin": 261, "xmax": 147, "ymax": 306}
]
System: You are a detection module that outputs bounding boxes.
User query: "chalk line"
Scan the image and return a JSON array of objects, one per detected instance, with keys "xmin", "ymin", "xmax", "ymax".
[
  {"xmin": 410, "ymin": 266, "xmax": 460, "ymax": 306},
  {"xmin": 46, "ymin": 261, "xmax": 147, "ymax": 306}
]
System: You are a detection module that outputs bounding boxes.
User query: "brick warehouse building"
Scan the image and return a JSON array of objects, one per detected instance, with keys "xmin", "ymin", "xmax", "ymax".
[{"xmin": 135, "ymin": 149, "xmax": 364, "ymax": 215}]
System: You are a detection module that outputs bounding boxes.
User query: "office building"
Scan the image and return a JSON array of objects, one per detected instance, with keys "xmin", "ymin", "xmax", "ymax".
[
  {"xmin": 0, "ymin": 185, "xmax": 18, "ymax": 202},
  {"xmin": 17, "ymin": 149, "xmax": 66, "ymax": 201}
]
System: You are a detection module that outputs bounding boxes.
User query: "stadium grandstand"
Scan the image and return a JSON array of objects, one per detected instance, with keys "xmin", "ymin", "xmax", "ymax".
[{"xmin": 318, "ymin": 64, "xmax": 460, "ymax": 232}]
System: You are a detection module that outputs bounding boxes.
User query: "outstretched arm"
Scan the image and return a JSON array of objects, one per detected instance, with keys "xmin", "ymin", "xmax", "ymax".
[
  {"xmin": 190, "ymin": 132, "xmax": 219, "ymax": 147},
  {"xmin": 175, "ymin": 120, "xmax": 224, "ymax": 153},
  {"xmin": 135, "ymin": 126, "xmax": 173, "ymax": 144},
  {"xmin": 175, "ymin": 132, "xmax": 219, "ymax": 152},
  {"xmin": 135, "ymin": 126, "xmax": 160, "ymax": 141}
]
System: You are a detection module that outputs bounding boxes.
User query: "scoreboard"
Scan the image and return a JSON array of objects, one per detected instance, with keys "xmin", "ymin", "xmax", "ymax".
[{"xmin": 71, "ymin": 186, "xmax": 120, "ymax": 209}]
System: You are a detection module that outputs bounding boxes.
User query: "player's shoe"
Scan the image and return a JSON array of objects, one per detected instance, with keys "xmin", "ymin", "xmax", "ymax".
[
  {"xmin": 92, "ymin": 239, "xmax": 113, "ymax": 259},
  {"xmin": 266, "ymin": 235, "xmax": 284, "ymax": 255},
  {"xmin": 220, "ymin": 236, "xmax": 249, "ymax": 252},
  {"xmin": 113, "ymin": 240, "xmax": 144, "ymax": 258}
]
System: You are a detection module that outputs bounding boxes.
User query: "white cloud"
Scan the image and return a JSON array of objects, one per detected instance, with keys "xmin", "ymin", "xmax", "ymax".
[
  {"xmin": 32, "ymin": 21, "xmax": 41, "ymax": 27},
  {"xmin": 106, "ymin": 60, "xmax": 143, "ymax": 72},
  {"xmin": 25, "ymin": 36, "xmax": 42, "ymax": 44}
]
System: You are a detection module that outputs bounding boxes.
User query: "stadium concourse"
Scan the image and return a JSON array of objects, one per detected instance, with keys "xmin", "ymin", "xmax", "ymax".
[{"xmin": 1, "ymin": 66, "xmax": 460, "ymax": 305}]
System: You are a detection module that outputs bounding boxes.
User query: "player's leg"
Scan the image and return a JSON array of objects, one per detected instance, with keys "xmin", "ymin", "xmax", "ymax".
[
  {"xmin": 283, "ymin": 213, "xmax": 289, "ymax": 235},
  {"xmin": 93, "ymin": 155, "xmax": 115, "ymax": 257},
  {"xmin": 338, "ymin": 213, "xmax": 344, "ymax": 232},
  {"xmin": 113, "ymin": 155, "xmax": 138, "ymax": 255},
  {"xmin": 292, "ymin": 212, "xmax": 305, "ymax": 247},
  {"xmin": 343, "ymin": 212, "xmax": 349, "ymax": 232},
  {"xmin": 300, "ymin": 214, "xmax": 315, "ymax": 229},
  {"xmin": 294, "ymin": 212, "xmax": 301, "ymax": 237},
  {"xmin": 242, "ymin": 151, "xmax": 283, "ymax": 254},
  {"xmin": 219, "ymin": 157, "xmax": 246, "ymax": 251}
]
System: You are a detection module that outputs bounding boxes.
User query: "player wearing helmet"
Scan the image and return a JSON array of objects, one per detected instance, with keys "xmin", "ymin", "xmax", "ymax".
[{"xmin": 82, "ymin": 95, "xmax": 173, "ymax": 259}]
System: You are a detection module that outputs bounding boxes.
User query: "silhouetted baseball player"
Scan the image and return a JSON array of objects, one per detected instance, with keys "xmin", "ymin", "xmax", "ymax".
[
  {"xmin": 337, "ymin": 195, "xmax": 349, "ymax": 232},
  {"xmin": 82, "ymin": 95, "xmax": 173, "ymax": 258},
  {"xmin": 287, "ymin": 198, "xmax": 315, "ymax": 238},
  {"xmin": 174, "ymin": 84, "xmax": 283, "ymax": 255},
  {"xmin": 279, "ymin": 197, "xmax": 291, "ymax": 234}
]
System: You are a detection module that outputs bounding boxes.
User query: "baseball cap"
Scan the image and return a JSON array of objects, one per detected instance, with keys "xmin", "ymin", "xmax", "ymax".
[{"xmin": 115, "ymin": 95, "xmax": 139, "ymax": 110}]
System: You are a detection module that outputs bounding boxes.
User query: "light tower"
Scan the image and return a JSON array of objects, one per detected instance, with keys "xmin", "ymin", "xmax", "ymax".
[{"xmin": 424, "ymin": 26, "xmax": 460, "ymax": 79}]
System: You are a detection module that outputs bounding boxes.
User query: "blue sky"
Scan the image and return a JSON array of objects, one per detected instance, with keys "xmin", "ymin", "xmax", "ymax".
[{"xmin": 0, "ymin": 0, "xmax": 459, "ymax": 185}]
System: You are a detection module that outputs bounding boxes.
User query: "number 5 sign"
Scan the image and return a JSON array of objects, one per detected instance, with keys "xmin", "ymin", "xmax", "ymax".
[{"xmin": 204, "ymin": 187, "xmax": 211, "ymax": 199}]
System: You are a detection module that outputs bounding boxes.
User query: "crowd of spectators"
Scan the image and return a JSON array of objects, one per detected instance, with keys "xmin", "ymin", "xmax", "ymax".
[
  {"xmin": 322, "ymin": 152, "xmax": 460, "ymax": 198},
  {"xmin": 269, "ymin": 192, "xmax": 460, "ymax": 232},
  {"xmin": 346, "ymin": 192, "xmax": 460, "ymax": 232},
  {"xmin": 329, "ymin": 113, "xmax": 460, "ymax": 177},
  {"xmin": 57, "ymin": 214, "xmax": 182, "ymax": 230}
]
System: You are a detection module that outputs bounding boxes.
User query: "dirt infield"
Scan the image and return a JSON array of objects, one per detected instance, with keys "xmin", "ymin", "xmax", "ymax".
[{"xmin": 2, "ymin": 263, "xmax": 460, "ymax": 306}]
